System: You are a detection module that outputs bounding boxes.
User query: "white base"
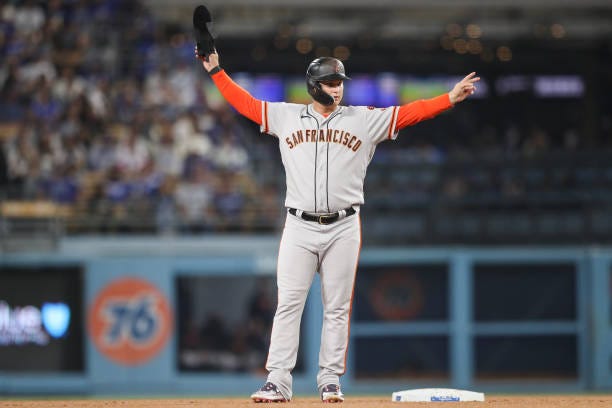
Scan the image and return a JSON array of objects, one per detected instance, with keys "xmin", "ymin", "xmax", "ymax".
[{"xmin": 392, "ymin": 388, "xmax": 485, "ymax": 402}]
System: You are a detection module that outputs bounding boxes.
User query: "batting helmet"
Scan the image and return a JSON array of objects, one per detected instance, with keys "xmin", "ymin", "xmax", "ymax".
[{"xmin": 306, "ymin": 57, "xmax": 351, "ymax": 106}]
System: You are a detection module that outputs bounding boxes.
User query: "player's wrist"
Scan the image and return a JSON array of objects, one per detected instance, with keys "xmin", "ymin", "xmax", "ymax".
[{"xmin": 207, "ymin": 65, "xmax": 222, "ymax": 75}]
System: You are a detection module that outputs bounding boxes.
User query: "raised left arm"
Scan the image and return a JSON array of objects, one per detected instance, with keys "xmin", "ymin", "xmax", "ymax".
[{"xmin": 395, "ymin": 72, "xmax": 480, "ymax": 131}]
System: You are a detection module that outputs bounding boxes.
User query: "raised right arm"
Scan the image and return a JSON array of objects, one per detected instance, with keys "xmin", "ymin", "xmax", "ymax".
[{"xmin": 197, "ymin": 50, "xmax": 262, "ymax": 125}]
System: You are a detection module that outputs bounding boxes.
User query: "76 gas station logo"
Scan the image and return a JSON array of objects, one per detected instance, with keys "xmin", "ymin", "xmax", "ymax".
[
  {"xmin": 89, "ymin": 278, "xmax": 172, "ymax": 366},
  {"xmin": 103, "ymin": 295, "xmax": 159, "ymax": 345}
]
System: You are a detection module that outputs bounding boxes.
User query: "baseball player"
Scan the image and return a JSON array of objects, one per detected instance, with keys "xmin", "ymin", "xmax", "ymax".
[{"xmin": 196, "ymin": 48, "xmax": 479, "ymax": 403}]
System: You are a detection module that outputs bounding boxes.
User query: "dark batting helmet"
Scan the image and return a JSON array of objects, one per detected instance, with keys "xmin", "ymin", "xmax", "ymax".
[{"xmin": 306, "ymin": 57, "xmax": 351, "ymax": 106}]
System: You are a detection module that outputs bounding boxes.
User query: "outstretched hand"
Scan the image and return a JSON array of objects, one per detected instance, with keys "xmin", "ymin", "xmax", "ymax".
[
  {"xmin": 449, "ymin": 72, "xmax": 480, "ymax": 105},
  {"xmin": 194, "ymin": 45, "xmax": 220, "ymax": 72}
]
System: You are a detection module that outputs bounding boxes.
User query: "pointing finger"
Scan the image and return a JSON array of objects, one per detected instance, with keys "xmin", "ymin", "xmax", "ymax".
[{"xmin": 463, "ymin": 72, "xmax": 477, "ymax": 81}]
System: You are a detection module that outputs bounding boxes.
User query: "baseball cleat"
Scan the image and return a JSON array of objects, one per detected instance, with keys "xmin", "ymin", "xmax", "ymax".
[
  {"xmin": 251, "ymin": 382, "xmax": 288, "ymax": 403},
  {"xmin": 321, "ymin": 384, "xmax": 344, "ymax": 403}
]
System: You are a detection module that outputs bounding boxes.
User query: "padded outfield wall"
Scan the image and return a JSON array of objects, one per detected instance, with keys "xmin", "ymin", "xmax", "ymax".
[{"xmin": 0, "ymin": 236, "xmax": 611, "ymax": 395}]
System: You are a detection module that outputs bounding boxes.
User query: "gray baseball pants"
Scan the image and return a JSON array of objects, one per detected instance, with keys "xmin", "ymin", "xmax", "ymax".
[{"xmin": 265, "ymin": 211, "xmax": 361, "ymax": 400}]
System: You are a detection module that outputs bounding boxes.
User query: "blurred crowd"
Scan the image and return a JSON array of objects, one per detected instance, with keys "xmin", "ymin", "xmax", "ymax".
[
  {"xmin": 0, "ymin": 0, "xmax": 281, "ymax": 234},
  {"xmin": 1, "ymin": 1, "xmax": 610, "ymax": 240}
]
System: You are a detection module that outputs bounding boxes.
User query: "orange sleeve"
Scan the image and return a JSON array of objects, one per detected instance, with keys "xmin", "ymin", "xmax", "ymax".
[
  {"xmin": 210, "ymin": 69, "xmax": 263, "ymax": 125},
  {"xmin": 395, "ymin": 93, "xmax": 452, "ymax": 131}
]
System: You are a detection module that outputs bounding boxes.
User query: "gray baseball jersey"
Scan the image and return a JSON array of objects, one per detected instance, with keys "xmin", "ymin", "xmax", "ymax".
[{"xmin": 261, "ymin": 102, "xmax": 399, "ymax": 213}]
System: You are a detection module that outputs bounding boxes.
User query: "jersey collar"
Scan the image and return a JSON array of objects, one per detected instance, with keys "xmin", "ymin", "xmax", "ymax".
[{"xmin": 302, "ymin": 104, "xmax": 344, "ymax": 123}]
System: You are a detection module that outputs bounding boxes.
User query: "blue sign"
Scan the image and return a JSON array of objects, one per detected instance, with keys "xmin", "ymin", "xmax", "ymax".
[{"xmin": 42, "ymin": 302, "xmax": 71, "ymax": 338}]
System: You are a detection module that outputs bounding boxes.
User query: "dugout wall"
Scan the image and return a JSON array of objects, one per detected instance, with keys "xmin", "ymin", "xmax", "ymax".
[{"xmin": 0, "ymin": 237, "xmax": 611, "ymax": 395}]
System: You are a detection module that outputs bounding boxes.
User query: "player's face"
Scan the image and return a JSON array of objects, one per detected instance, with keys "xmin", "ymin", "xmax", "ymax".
[{"xmin": 320, "ymin": 80, "xmax": 344, "ymax": 105}]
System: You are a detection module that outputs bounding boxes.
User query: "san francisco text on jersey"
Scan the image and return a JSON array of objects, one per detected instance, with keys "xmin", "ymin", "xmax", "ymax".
[{"xmin": 285, "ymin": 129, "xmax": 362, "ymax": 152}]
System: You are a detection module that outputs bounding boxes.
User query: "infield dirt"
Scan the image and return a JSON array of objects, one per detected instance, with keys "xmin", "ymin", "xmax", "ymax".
[{"xmin": 2, "ymin": 396, "xmax": 612, "ymax": 408}]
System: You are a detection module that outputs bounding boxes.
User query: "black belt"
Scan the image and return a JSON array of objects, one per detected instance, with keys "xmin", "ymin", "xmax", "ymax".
[{"xmin": 288, "ymin": 207, "xmax": 356, "ymax": 225}]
